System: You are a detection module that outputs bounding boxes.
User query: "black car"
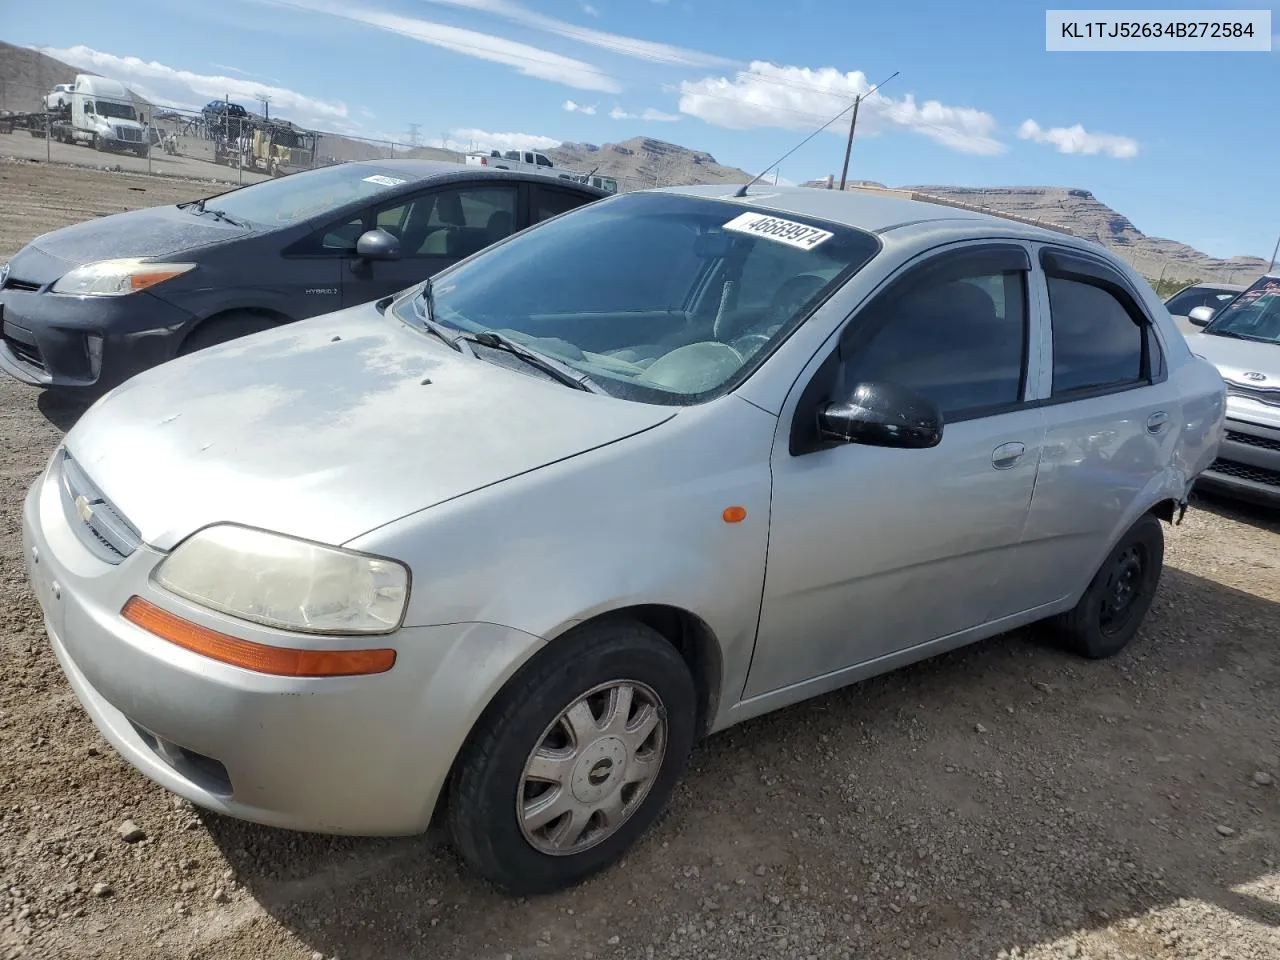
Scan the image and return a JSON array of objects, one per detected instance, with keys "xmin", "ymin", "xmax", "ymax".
[{"xmin": 0, "ymin": 160, "xmax": 607, "ymax": 392}]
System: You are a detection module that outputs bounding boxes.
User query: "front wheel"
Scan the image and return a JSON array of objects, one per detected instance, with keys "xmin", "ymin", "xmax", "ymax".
[
  {"xmin": 448, "ymin": 618, "xmax": 696, "ymax": 894},
  {"xmin": 1049, "ymin": 512, "xmax": 1165, "ymax": 659}
]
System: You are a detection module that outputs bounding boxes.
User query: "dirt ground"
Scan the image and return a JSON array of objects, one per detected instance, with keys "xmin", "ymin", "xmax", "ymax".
[
  {"xmin": 1, "ymin": 160, "xmax": 1278, "ymax": 960},
  {"xmin": 0, "ymin": 131, "xmax": 269, "ymax": 187}
]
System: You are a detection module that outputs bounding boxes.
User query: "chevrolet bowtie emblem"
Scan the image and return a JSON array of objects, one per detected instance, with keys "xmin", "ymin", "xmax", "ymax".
[{"xmin": 74, "ymin": 494, "xmax": 95, "ymax": 523}]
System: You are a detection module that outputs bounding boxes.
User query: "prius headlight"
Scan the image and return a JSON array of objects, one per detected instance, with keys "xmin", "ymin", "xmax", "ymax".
[
  {"xmin": 153, "ymin": 524, "xmax": 410, "ymax": 635},
  {"xmin": 51, "ymin": 258, "xmax": 195, "ymax": 297}
]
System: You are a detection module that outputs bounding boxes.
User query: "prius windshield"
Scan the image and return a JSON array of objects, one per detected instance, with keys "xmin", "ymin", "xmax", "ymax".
[
  {"xmin": 193, "ymin": 163, "xmax": 414, "ymax": 227},
  {"xmin": 1204, "ymin": 275, "xmax": 1280, "ymax": 344},
  {"xmin": 398, "ymin": 192, "xmax": 880, "ymax": 404}
]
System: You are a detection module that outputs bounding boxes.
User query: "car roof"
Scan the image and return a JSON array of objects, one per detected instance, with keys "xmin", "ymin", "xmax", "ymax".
[
  {"xmin": 343, "ymin": 158, "xmax": 609, "ymax": 196},
  {"xmin": 654, "ymin": 183, "xmax": 1097, "ymax": 246}
]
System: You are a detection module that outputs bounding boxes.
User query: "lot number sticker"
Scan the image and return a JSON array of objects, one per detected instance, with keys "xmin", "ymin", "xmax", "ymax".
[
  {"xmin": 723, "ymin": 211, "xmax": 833, "ymax": 250},
  {"xmin": 363, "ymin": 175, "xmax": 408, "ymax": 187}
]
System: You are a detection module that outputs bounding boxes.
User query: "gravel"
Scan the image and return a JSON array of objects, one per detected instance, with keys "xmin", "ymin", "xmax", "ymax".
[{"xmin": 1, "ymin": 161, "xmax": 1279, "ymax": 960}]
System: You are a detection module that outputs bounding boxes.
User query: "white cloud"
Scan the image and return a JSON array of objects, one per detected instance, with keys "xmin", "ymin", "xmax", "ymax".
[
  {"xmin": 678, "ymin": 61, "xmax": 1005, "ymax": 156},
  {"xmin": 263, "ymin": 0, "xmax": 620, "ymax": 92},
  {"xmin": 563, "ymin": 99, "xmax": 598, "ymax": 115},
  {"xmin": 421, "ymin": 0, "xmax": 734, "ymax": 67},
  {"xmin": 581, "ymin": 2, "xmax": 599, "ymax": 15},
  {"xmin": 40, "ymin": 45, "xmax": 348, "ymax": 123},
  {"xmin": 609, "ymin": 104, "xmax": 680, "ymax": 121},
  {"xmin": 435, "ymin": 127, "xmax": 562, "ymax": 153},
  {"xmin": 1017, "ymin": 119, "xmax": 1138, "ymax": 158}
]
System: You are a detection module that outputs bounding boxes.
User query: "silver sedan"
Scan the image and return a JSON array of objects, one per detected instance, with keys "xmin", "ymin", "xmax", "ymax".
[{"xmin": 23, "ymin": 185, "xmax": 1225, "ymax": 894}]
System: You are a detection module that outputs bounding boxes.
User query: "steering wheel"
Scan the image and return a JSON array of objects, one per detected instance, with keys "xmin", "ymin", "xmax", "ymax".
[{"xmin": 730, "ymin": 333, "xmax": 772, "ymax": 357}]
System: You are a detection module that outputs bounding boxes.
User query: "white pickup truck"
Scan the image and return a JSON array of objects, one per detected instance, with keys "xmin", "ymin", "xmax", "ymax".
[{"xmin": 466, "ymin": 149, "xmax": 557, "ymax": 173}]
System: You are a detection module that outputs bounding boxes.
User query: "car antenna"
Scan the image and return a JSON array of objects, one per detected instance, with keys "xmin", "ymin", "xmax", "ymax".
[{"xmin": 731, "ymin": 70, "xmax": 899, "ymax": 199}]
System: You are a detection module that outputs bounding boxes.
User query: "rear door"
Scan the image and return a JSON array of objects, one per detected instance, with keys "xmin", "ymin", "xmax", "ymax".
[
  {"xmin": 1014, "ymin": 245, "xmax": 1178, "ymax": 609},
  {"xmin": 339, "ymin": 181, "xmax": 521, "ymax": 308}
]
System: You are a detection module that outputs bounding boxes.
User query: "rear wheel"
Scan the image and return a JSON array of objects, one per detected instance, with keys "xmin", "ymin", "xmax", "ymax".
[
  {"xmin": 1049, "ymin": 513, "xmax": 1165, "ymax": 659},
  {"xmin": 448, "ymin": 618, "xmax": 696, "ymax": 895},
  {"xmin": 179, "ymin": 312, "xmax": 280, "ymax": 356}
]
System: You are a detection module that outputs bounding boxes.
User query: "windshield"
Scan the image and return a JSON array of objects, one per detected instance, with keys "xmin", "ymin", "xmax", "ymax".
[
  {"xmin": 95, "ymin": 100, "xmax": 136, "ymax": 121},
  {"xmin": 1165, "ymin": 285, "xmax": 1240, "ymax": 317},
  {"xmin": 1204, "ymin": 275, "xmax": 1280, "ymax": 344},
  {"xmin": 394, "ymin": 192, "xmax": 881, "ymax": 404},
  {"xmin": 193, "ymin": 163, "xmax": 415, "ymax": 228}
]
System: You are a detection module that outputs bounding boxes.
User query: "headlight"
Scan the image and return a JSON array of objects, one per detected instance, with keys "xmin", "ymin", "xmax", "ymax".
[
  {"xmin": 153, "ymin": 524, "xmax": 409, "ymax": 635},
  {"xmin": 51, "ymin": 258, "xmax": 195, "ymax": 297}
]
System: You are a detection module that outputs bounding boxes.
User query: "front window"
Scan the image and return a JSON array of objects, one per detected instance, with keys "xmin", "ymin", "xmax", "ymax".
[
  {"xmin": 1204, "ymin": 275, "xmax": 1280, "ymax": 344},
  {"xmin": 96, "ymin": 101, "xmax": 137, "ymax": 121},
  {"xmin": 394, "ymin": 192, "xmax": 880, "ymax": 404},
  {"xmin": 194, "ymin": 164, "xmax": 416, "ymax": 229}
]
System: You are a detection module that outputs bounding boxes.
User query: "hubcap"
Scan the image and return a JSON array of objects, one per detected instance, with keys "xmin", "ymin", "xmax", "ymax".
[
  {"xmin": 517, "ymin": 681, "xmax": 666, "ymax": 856},
  {"xmin": 1099, "ymin": 544, "xmax": 1145, "ymax": 634}
]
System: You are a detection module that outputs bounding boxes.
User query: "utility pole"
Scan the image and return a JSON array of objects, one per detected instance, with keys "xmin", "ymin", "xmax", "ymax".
[
  {"xmin": 837, "ymin": 95, "xmax": 861, "ymax": 192},
  {"xmin": 838, "ymin": 71, "xmax": 899, "ymax": 192},
  {"xmin": 258, "ymin": 94, "xmax": 271, "ymax": 120},
  {"xmin": 1270, "ymin": 233, "xmax": 1280, "ymax": 272},
  {"xmin": 406, "ymin": 123, "xmax": 422, "ymax": 148}
]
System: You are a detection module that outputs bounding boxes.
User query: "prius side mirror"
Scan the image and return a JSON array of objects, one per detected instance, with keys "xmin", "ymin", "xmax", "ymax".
[
  {"xmin": 355, "ymin": 228, "xmax": 401, "ymax": 262},
  {"xmin": 1187, "ymin": 305, "xmax": 1215, "ymax": 327},
  {"xmin": 818, "ymin": 381, "xmax": 944, "ymax": 449}
]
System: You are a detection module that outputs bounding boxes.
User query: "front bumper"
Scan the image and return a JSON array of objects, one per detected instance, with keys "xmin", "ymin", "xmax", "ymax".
[
  {"xmin": 0, "ymin": 287, "xmax": 194, "ymax": 390},
  {"xmin": 21, "ymin": 456, "xmax": 545, "ymax": 835},
  {"xmin": 1196, "ymin": 417, "xmax": 1280, "ymax": 507}
]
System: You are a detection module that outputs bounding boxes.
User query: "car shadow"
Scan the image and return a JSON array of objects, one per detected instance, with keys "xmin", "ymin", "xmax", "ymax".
[
  {"xmin": 36, "ymin": 390, "xmax": 92, "ymax": 432},
  {"xmin": 201, "ymin": 567, "xmax": 1280, "ymax": 960},
  {"xmin": 1192, "ymin": 488, "xmax": 1280, "ymax": 532}
]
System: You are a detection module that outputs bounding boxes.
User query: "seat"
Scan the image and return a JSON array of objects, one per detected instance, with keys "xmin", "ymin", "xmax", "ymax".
[{"xmin": 484, "ymin": 210, "xmax": 514, "ymax": 245}]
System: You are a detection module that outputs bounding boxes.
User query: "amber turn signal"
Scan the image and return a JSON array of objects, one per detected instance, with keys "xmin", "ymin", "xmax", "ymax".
[
  {"xmin": 722, "ymin": 506, "xmax": 747, "ymax": 523},
  {"xmin": 121, "ymin": 596, "xmax": 397, "ymax": 677}
]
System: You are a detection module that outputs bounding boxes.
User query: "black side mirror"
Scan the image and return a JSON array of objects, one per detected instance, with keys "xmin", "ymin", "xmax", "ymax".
[
  {"xmin": 817, "ymin": 381, "xmax": 943, "ymax": 449},
  {"xmin": 355, "ymin": 228, "xmax": 401, "ymax": 262},
  {"xmin": 1187, "ymin": 305, "xmax": 1215, "ymax": 327}
]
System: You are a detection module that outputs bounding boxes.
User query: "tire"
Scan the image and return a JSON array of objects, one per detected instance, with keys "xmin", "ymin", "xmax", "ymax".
[
  {"xmin": 179, "ymin": 312, "xmax": 279, "ymax": 356},
  {"xmin": 448, "ymin": 618, "xmax": 697, "ymax": 895},
  {"xmin": 1049, "ymin": 513, "xmax": 1165, "ymax": 660}
]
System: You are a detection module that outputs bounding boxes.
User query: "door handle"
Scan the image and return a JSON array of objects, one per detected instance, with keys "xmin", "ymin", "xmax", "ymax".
[
  {"xmin": 991, "ymin": 441, "xmax": 1026, "ymax": 470},
  {"xmin": 1146, "ymin": 411, "xmax": 1169, "ymax": 435}
]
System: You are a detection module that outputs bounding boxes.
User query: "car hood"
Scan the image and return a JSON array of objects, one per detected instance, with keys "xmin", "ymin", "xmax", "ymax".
[
  {"xmin": 1186, "ymin": 331, "xmax": 1280, "ymax": 387},
  {"xmin": 13, "ymin": 206, "xmax": 250, "ymax": 284},
  {"xmin": 63, "ymin": 306, "xmax": 676, "ymax": 550}
]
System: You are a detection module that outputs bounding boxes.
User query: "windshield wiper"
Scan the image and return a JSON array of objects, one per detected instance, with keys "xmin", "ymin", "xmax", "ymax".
[
  {"xmin": 462, "ymin": 329, "xmax": 602, "ymax": 393},
  {"xmin": 177, "ymin": 199, "xmax": 206, "ymax": 213},
  {"xmin": 203, "ymin": 208, "xmax": 246, "ymax": 227},
  {"xmin": 410, "ymin": 282, "xmax": 464, "ymax": 352}
]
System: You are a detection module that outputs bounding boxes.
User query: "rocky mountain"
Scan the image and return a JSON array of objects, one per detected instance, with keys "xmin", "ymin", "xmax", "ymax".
[
  {"xmin": 805, "ymin": 179, "xmax": 1265, "ymax": 285},
  {"xmin": 546, "ymin": 137, "xmax": 751, "ymax": 189}
]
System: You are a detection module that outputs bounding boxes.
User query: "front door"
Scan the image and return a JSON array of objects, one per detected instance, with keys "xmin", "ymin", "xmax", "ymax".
[
  {"xmin": 745, "ymin": 242, "xmax": 1048, "ymax": 699},
  {"xmin": 340, "ymin": 182, "xmax": 521, "ymax": 308}
]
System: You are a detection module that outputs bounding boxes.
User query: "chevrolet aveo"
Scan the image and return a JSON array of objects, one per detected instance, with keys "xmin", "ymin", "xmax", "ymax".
[{"xmin": 23, "ymin": 186, "xmax": 1226, "ymax": 894}]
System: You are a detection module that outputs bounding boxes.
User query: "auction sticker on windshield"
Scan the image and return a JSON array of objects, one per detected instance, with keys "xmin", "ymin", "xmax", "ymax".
[
  {"xmin": 723, "ymin": 212, "xmax": 834, "ymax": 250},
  {"xmin": 363, "ymin": 175, "xmax": 408, "ymax": 187}
]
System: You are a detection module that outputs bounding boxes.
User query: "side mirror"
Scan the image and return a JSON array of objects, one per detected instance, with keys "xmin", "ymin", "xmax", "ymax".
[
  {"xmin": 355, "ymin": 228, "xmax": 401, "ymax": 261},
  {"xmin": 1187, "ymin": 305, "xmax": 1215, "ymax": 327},
  {"xmin": 817, "ymin": 381, "xmax": 943, "ymax": 449}
]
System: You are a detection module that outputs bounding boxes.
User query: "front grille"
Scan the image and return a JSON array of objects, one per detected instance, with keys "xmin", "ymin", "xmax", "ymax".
[
  {"xmin": 114, "ymin": 126, "xmax": 142, "ymax": 143},
  {"xmin": 2, "ymin": 328, "xmax": 45, "ymax": 371},
  {"xmin": 1226, "ymin": 430, "xmax": 1280, "ymax": 453},
  {"xmin": 1226, "ymin": 383, "xmax": 1280, "ymax": 408},
  {"xmin": 1208, "ymin": 458, "xmax": 1280, "ymax": 488},
  {"xmin": 57, "ymin": 450, "xmax": 142, "ymax": 563},
  {"xmin": 2, "ymin": 277, "xmax": 41, "ymax": 292}
]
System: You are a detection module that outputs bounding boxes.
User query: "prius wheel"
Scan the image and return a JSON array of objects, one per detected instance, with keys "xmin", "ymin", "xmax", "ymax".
[
  {"xmin": 1051, "ymin": 513, "xmax": 1164, "ymax": 660},
  {"xmin": 448, "ymin": 619, "xmax": 695, "ymax": 895},
  {"xmin": 179, "ymin": 312, "xmax": 279, "ymax": 356}
]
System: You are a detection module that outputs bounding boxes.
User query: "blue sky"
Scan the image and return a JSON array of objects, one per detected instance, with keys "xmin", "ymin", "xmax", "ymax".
[{"xmin": 7, "ymin": 0, "xmax": 1277, "ymax": 260}]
